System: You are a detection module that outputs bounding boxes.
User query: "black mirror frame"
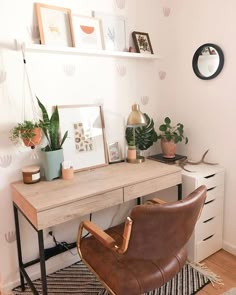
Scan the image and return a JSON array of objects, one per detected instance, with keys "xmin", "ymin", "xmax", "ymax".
[{"xmin": 192, "ymin": 43, "xmax": 224, "ymax": 80}]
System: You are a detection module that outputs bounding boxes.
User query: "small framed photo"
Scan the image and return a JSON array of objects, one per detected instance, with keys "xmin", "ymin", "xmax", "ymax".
[
  {"xmin": 108, "ymin": 142, "xmax": 122, "ymax": 163},
  {"xmin": 35, "ymin": 3, "xmax": 73, "ymax": 47},
  {"xmin": 71, "ymin": 15, "xmax": 103, "ymax": 50},
  {"xmin": 94, "ymin": 12, "xmax": 126, "ymax": 51},
  {"xmin": 132, "ymin": 31, "xmax": 154, "ymax": 54}
]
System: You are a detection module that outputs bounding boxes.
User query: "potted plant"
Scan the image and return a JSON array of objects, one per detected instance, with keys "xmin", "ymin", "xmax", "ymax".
[
  {"xmin": 37, "ymin": 97, "xmax": 68, "ymax": 181},
  {"xmin": 10, "ymin": 120, "xmax": 42, "ymax": 148},
  {"xmin": 125, "ymin": 113, "xmax": 158, "ymax": 160},
  {"xmin": 157, "ymin": 117, "xmax": 188, "ymax": 158}
]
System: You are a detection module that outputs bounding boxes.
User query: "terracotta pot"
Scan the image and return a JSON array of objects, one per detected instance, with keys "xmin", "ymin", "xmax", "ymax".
[
  {"xmin": 161, "ymin": 137, "xmax": 176, "ymax": 158},
  {"xmin": 22, "ymin": 127, "xmax": 41, "ymax": 147}
]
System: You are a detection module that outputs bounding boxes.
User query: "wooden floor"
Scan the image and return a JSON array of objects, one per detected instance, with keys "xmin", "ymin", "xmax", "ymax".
[{"xmin": 198, "ymin": 249, "xmax": 236, "ymax": 294}]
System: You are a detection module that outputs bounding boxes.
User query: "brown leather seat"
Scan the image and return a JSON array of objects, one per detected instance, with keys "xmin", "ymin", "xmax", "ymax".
[{"xmin": 77, "ymin": 185, "xmax": 206, "ymax": 295}]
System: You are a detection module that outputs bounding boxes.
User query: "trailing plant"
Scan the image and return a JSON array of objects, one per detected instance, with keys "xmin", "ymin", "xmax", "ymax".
[
  {"xmin": 10, "ymin": 120, "xmax": 42, "ymax": 144},
  {"xmin": 157, "ymin": 117, "xmax": 188, "ymax": 144},
  {"xmin": 37, "ymin": 97, "xmax": 68, "ymax": 151},
  {"xmin": 125, "ymin": 113, "xmax": 158, "ymax": 150}
]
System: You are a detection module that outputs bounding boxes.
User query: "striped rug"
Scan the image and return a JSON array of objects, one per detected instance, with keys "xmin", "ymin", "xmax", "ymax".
[{"xmin": 13, "ymin": 261, "xmax": 210, "ymax": 295}]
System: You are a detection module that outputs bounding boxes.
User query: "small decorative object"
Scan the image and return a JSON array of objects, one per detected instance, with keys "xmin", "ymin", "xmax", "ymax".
[
  {"xmin": 70, "ymin": 15, "xmax": 103, "ymax": 50},
  {"xmin": 22, "ymin": 165, "xmax": 40, "ymax": 184},
  {"xmin": 129, "ymin": 46, "xmax": 135, "ymax": 53},
  {"xmin": 58, "ymin": 104, "xmax": 108, "ymax": 172},
  {"xmin": 62, "ymin": 161, "xmax": 74, "ymax": 180},
  {"xmin": 35, "ymin": 3, "xmax": 73, "ymax": 46},
  {"xmin": 108, "ymin": 142, "xmax": 122, "ymax": 163},
  {"xmin": 94, "ymin": 12, "xmax": 126, "ymax": 51},
  {"xmin": 157, "ymin": 117, "xmax": 188, "ymax": 158},
  {"xmin": 132, "ymin": 31, "xmax": 153, "ymax": 54},
  {"xmin": 127, "ymin": 145, "xmax": 136, "ymax": 161},
  {"xmin": 10, "ymin": 120, "xmax": 42, "ymax": 149},
  {"xmin": 37, "ymin": 97, "xmax": 68, "ymax": 181}
]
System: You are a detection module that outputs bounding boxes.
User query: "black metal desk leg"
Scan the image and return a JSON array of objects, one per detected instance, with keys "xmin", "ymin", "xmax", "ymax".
[
  {"xmin": 13, "ymin": 205, "xmax": 25, "ymax": 291},
  {"xmin": 178, "ymin": 183, "xmax": 182, "ymax": 200},
  {"xmin": 38, "ymin": 230, "xmax": 48, "ymax": 295}
]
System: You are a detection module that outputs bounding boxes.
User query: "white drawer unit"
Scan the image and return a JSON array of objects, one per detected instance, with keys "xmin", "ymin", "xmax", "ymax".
[{"xmin": 182, "ymin": 164, "xmax": 225, "ymax": 263}]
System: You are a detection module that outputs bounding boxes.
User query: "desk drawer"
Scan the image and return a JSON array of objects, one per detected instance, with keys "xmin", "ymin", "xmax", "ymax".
[
  {"xmin": 196, "ymin": 231, "xmax": 223, "ymax": 262},
  {"xmin": 197, "ymin": 171, "xmax": 224, "ymax": 189},
  {"xmin": 37, "ymin": 189, "xmax": 123, "ymax": 229},
  {"xmin": 196, "ymin": 214, "xmax": 223, "ymax": 242},
  {"xmin": 124, "ymin": 173, "xmax": 181, "ymax": 202},
  {"xmin": 199, "ymin": 187, "xmax": 224, "ymax": 222}
]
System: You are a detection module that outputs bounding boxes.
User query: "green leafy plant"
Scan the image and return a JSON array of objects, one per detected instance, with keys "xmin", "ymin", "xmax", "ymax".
[
  {"xmin": 37, "ymin": 97, "xmax": 68, "ymax": 151},
  {"xmin": 10, "ymin": 120, "xmax": 42, "ymax": 143},
  {"xmin": 157, "ymin": 117, "xmax": 188, "ymax": 144},
  {"xmin": 125, "ymin": 113, "xmax": 158, "ymax": 150}
]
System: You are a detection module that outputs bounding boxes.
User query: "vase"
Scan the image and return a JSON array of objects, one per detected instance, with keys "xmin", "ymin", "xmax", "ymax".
[
  {"xmin": 22, "ymin": 128, "xmax": 41, "ymax": 148},
  {"xmin": 161, "ymin": 138, "xmax": 176, "ymax": 158},
  {"xmin": 40, "ymin": 149, "xmax": 64, "ymax": 181}
]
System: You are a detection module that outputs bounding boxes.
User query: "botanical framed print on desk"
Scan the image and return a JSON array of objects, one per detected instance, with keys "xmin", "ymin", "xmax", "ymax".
[
  {"xmin": 58, "ymin": 105, "xmax": 108, "ymax": 172},
  {"xmin": 35, "ymin": 3, "xmax": 73, "ymax": 46}
]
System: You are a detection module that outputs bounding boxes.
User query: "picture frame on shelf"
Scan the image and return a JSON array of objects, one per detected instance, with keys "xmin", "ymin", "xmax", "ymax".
[
  {"xmin": 108, "ymin": 142, "xmax": 122, "ymax": 163},
  {"xmin": 94, "ymin": 12, "xmax": 126, "ymax": 52},
  {"xmin": 35, "ymin": 3, "xmax": 73, "ymax": 47},
  {"xmin": 132, "ymin": 31, "xmax": 154, "ymax": 54},
  {"xmin": 70, "ymin": 15, "xmax": 103, "ymax": 50},
  {"xmin": 58, "ymin": 105, "xmax": 108, "ymax": 172}
]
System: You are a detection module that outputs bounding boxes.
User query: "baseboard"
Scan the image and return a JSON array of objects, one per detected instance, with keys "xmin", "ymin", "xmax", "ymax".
[
  {"xmin": 223, "ymin": 240, "xmax": 236, "ymax": 256},
  {"xmin": 2, "ymin": 248, "xmax": 80, "ymax": 293}
]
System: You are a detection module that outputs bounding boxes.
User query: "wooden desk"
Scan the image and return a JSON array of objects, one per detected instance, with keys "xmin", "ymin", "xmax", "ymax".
[{"xmin": 12, "ymin": 159, "xmax": 182, "ymax": 295}]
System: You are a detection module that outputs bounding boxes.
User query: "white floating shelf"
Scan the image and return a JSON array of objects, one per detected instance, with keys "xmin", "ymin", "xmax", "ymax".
[{"xmin": 24, "ymin": 44, "xmax": 161, "ymax": 60}]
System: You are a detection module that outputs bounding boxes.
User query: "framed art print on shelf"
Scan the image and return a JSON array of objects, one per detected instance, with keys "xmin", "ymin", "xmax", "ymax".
[
  {"xmin": 70, "ymin": 15, "xmax": 103, "ymax": 50},
  {"xmin": 35, "ymin": 3, "xmax": 73, "ymax": 46},
  {"xmin": 58, "ymin": 105, "xmax": 108, "ymax": 172},
  {"xmin": 108, "ymin": 142, "xmax": 122, "ymax": 163},
  {"xmin": 94, "ymin": 12, "xmax": 126, "ymax": 51},
  {"xmin": 132, "ymin": 31, "xmax": 154, "ymax": 54}
]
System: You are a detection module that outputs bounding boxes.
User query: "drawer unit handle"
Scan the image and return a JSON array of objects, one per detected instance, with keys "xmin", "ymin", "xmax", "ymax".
[
  {"xmin": 203, "ymin": 217, "xmax": 215, "ymax": 223},
  {"xmin": 204, "ymin": 174, "xmax": 216, "ymax": 179},
  {"xmin": 204, "ymin": 199, "xmax": 215, "ymax": 205},
  {"xmin": 203, "ymin": 234, "xmax": 214, "ymax": 242},
  {"xmin": 207, "ymin": 186, "xmax": 216, "ymax": 192}
]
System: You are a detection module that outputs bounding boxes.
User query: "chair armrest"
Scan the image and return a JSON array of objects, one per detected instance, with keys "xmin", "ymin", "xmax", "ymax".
[
  {"xmin": 77, "ymin": 217, "xmax": 133, "ymax": 255},
  {"xmin": 146, "ymin": 198, "xmax": 167, "ymax": 205}
]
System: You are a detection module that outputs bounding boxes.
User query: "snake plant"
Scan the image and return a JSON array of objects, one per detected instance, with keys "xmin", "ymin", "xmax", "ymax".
[
  {"xmin": 37, "ymin": 97, "xmax": 68, "ymax": 151},
  {"xmin": 125, "ymin": 113, "xmax": 158, "ymax": 150}
]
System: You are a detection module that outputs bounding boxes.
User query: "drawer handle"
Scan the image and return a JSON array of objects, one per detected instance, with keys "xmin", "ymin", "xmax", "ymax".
[
  {"xmin": 203, "ymin": 217, "xmax": 215, "ymax": 223},
  {"xmin": 203, "ymin": 234, "xmax": 214, "ymax": 241},
  {"xmin": 204, "ymin": 199, "xmax": 215, "ymax": 205},
  {"xmin": 207, "ymin": 186, "xmax": 216, "ymax": 192},
  {"xmin": 204, "ymin": 174, "xmax": 216, "ymax": 179}
]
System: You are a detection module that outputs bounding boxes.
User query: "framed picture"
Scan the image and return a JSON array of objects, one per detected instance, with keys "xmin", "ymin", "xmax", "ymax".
[
  {"xmin": 94, "ymin": 12, "xmax": 126, "ymax": 51},
  {"xmin": 70, "ymin": 15, "xmax": 103, "ymax": 50},
  {"xmin": 108, "ymin": 142, "xmax": 122, "ymax": 163},
  {"xmin": 132, "ymin": 31, "xmax": 154, "ymax": 54},
  {"xmin": 35, "ymin": 3, "xmax": 73, "ymax": 46},
  {"xmin": 58, "ymin": 105, "xmax": 108, "ymax": 172}
]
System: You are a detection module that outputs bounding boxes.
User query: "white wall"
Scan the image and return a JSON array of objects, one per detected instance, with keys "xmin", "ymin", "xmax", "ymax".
[
  {"xmin": 0, "ymin": 0, "xmax": 162, "ymax": 291},
  {"xmin": 156, "ymin": 0, "xmax": 236, "ymax": 255}
]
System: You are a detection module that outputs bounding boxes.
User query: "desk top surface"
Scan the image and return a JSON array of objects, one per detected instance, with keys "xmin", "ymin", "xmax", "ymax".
[{"xmin": 12, "ymin": 159, "xmax": 181, "ymax": 212}]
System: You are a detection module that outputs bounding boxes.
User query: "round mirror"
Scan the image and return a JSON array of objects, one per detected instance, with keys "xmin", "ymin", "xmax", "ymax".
[{"xmin": 192, "ymin": 43, "xmax": 224, "ymax": 80}]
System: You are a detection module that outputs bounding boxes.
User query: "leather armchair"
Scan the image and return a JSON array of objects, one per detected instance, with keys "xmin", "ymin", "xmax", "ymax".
[{"xmin": 77, "ymin": 185, "xmax": 206, "ymax": 295}]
